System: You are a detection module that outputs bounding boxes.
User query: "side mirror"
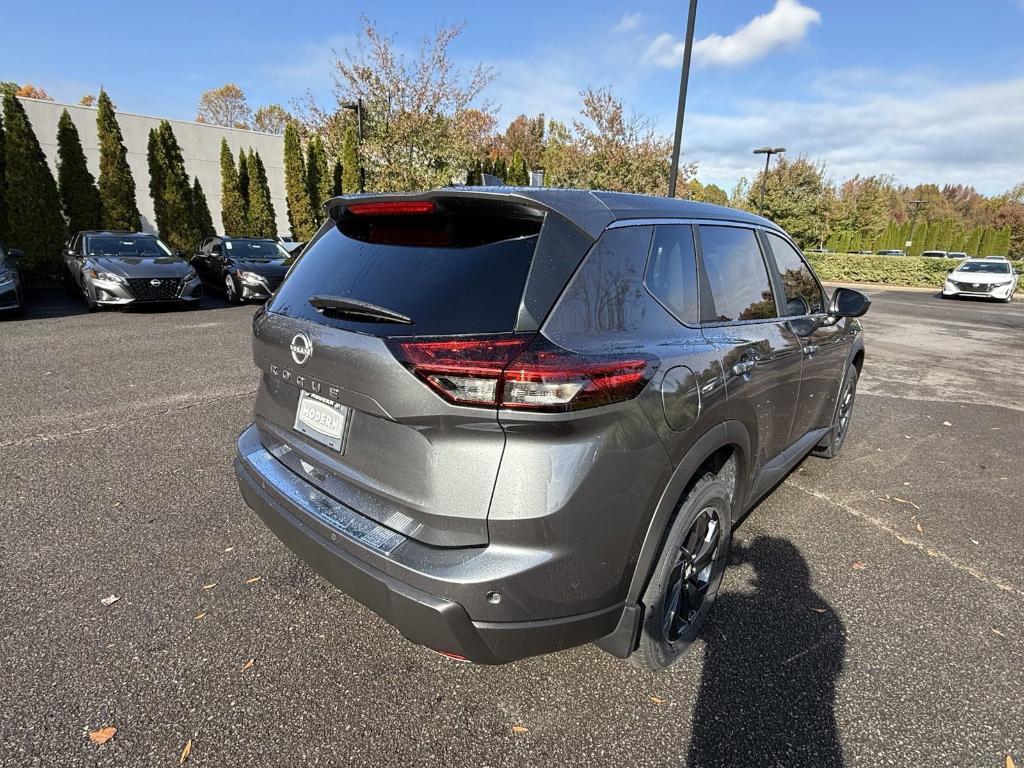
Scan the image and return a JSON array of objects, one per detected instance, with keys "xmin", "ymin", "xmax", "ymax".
[
  {"xmin": 8, "ymin": 248, "xmax": 23, "ymax": 258},
  {"xmin": 65, "ymin": 249, "xmax": 78, "ymax": 258},
  {"xmin": 211, "ymin": 246, "xmax": 222, "ymax": 256},
  {"xmin": 829, "ymin": 287, "xmax": 870, "ymax": 319},
  {"xmin": 174, "ymin": 249, "xmax": 185, "ymax": 259}
]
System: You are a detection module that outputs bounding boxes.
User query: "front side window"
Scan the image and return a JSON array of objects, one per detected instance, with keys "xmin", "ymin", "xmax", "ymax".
[
  {"xmin": 766, "ymin": 232, "xmax": 826, "ymax": 316},
  {"xmin": 699, "ymin": 226, "xmax": 777, "ymax": 322},
  {"xmin": 645, "ymin": 224, "xmax": 699, "ymax": 325}
]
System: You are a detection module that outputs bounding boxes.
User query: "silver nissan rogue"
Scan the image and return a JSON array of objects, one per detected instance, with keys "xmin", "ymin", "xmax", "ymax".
[{"xmin": 233, "ymin": 188, "xmax": 868, "ymax": 670}]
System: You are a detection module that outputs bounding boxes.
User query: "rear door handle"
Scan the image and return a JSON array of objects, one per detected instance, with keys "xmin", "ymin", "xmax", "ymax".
[{"xmin": 803, "ymin": 345, "xmax": 819, "ymax": 356}]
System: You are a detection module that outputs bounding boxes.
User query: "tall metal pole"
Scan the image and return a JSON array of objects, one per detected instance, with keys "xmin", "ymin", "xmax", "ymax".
[
  {"xmin": 759, "ymin": 152, "xmax": 771, "ymax": 213},
  {"xmin": 667, "ymin": 0, "xmax": 699, "ymax": 198}
]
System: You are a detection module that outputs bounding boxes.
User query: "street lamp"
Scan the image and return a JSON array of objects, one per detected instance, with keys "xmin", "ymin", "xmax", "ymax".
[
  {"xmin": 667, "ymin": 0, "xmax": 699, "ymax": 198},
  {"xmin": 753, "ymin": 147, "xmax": 786, "ymax": 214},
  {"xmin": 341, "ymin": 98, "xmax": 365, "ymax": 192},
  {"xmin": 906, "ymin": 199, "xmax": 926, "ymax": 256}
]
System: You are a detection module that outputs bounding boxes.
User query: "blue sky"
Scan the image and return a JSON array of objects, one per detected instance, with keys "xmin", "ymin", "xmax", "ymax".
[{"xmin": 7, "ymin": 1, "xmax": 1024, "ymax": 193}]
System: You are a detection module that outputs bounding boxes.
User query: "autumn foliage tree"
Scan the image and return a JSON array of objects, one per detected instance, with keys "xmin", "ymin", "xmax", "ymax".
[
  {"xmin": 196, "ymin": 83, "xmax": 252, "ymax": 129},
  {"xmin": 253, "ymin": 104, "xmax": 290, "ymax": 134}
]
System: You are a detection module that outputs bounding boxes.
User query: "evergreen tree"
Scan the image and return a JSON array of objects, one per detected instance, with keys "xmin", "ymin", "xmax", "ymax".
[
  {"xmin": 508, "ymin": 150, "xmax": 529, "ymax": 185},
  {"xmin": 192, "ymin": 178, "xmax": 216, "ymax": 240},
  {"xmin": 305, "ymin": 136, "xmax": 330, "ymax": 212},
  {"xmin": 977, "ymin": 227, "xmax": 993, "ymax": 257},
  {"xmin": 341, "ymin": 124, "xmax": 361, "ymax": 194},
  {"xmin": 0, "ymin": 111, "xmax": 7, "ymax": 245},
  {"xmin": 96, "ymin": 89, "xmax": 141, "ymax": 231},
  {"xmin": 2, "ymin": 92, "xmax": 66, "ymax": 280},
  {"xmin": 964, "ymin": 226, "xmax": 983, "ymax": 257},
  {"xmin": 246, "ymin": 150, "xmax": 277, "ymax": 238},
  {"xmin": 283, "ymin": 122, "xmax": 317, "ymax": 239},
  {"xmin": 331, "ymin": 159, "xmax": 343, "ymax": 197},
  {"xmin": 237, "ymin": 148, "xmax": 251, "ymax": 235},
  {"xmin": 56, "ymin": 110, "xmax": 102, "ymax": 233},
  {"xmin": 219, "ymin": 139, "xmax": 246, "ymax": 236},
  {"xmin": 150, "ymin": 121, "xmax": 200, "ymax": 253},
  {"xmin": 993, "ymin": 225, "xmax": 1011, "ymax": 257}
]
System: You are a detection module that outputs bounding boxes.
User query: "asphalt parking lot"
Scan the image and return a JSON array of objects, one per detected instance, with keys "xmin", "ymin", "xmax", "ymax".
[{"xmin": 1, "ymin": 287, "xmax": 1021, "ymax": 767}]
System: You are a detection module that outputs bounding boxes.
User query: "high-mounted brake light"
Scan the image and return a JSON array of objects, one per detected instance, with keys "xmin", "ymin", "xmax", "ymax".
[
  {"xmin": 346, "ymin": 200, "xmax": 436, "ymax": 216},
  {"xmin": 387, "ymin": 334, "xmax": 655, "ymax": 412}
]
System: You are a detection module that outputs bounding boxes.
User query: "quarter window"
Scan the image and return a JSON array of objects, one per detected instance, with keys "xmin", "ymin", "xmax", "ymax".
[
  {"xmin": 645, "ymin": 224, "xmax": 699, "ymax": 325},
  {"xmin": 699, "ymin": 226, "xmax": 777, "ymax": 322},
  {"xmin": 766, "ymin": 232, "xmax": 826, "ymax": 316}
]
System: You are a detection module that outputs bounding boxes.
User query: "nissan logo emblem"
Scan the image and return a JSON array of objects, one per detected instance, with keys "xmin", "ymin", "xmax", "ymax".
[
  {"xmin": 290, "ymin": 332, "xmax": 312, "ymax": 365},
  {"xmin": 150, "ymin": 279, "xmax": 162, "ymax": 286}
]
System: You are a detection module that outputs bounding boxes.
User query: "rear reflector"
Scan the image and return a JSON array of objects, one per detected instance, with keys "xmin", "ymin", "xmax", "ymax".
[
  {"xmin": 346, "ymin": 200, "xmax": 436, "ymax": 216},
  {"xmin": 387, "ymin": 334, "xmax": 655, "ymax": 412}
]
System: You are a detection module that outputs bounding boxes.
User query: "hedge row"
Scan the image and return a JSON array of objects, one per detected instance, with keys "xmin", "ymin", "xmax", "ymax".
[{"xmin": 805, "ymin": 253, "xmax": 1024, "ymax": 294}]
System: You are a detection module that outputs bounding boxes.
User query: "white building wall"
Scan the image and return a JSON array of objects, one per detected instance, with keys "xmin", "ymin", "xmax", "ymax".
[{"xmin": 17, "ymin": 96, "xmax": 289, "ymax": 237}]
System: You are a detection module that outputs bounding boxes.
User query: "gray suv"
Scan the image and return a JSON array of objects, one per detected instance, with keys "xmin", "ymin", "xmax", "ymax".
[{"xmin": 233, "ymin": 189, "xmax": 868, "ymax": 670}]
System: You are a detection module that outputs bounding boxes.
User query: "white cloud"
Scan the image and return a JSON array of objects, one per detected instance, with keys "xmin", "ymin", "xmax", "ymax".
[
  {"xmin": 614, "ymin": 12, "xmax": 643, "ymax": 33},
  {"xmin": 643, "ymin": 0, "xmax": 821, "ymax": 68},
  {"xmin": 683, "ymin": 76, "xmax": 1024, "ymax": 195}
]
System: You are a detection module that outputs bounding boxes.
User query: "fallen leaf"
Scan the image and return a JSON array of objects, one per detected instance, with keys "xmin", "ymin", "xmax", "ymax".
[
  {"xmin": 511, "ymin": 725, "xmax": 529, "ymax": 734},
  {"xmin": 100, "ymin": 595, "xmax": 120, "ymax": 607},
  {"xmin": 902, "ymin": 482, "xmax": 910, "ymax": 486},
  {"xmin": 926, "ymin": 548, "xmax": 939, "ymax": 558},
  {"xmin": 809, "ymin": 607, "xmax": 828, "ymax": 613},
  {"xmin": 224, "ymin": 547, "xmax": 234, "ymax": 553},
  {"xmin": 1007, "ymin": 756, "xmax": 1016, "ymax": 768},
  {"xmin": 649, "ymin": 696, "xmax": 665, "ymax": 704},
  {"xmin": 916, "ymin": 522, "xmax": 923, "ymax": 533},
  {"xmin": 851, "ymin": 561, "xmax": 867, "ymax": 570},
  {"xmin": 202, "ymin": 583, "xmax": 217, "ymax": 591},
  {"xmin": 992, "ymin": 628, "xmax": 1006, "ymax": 637},
  {"xmin": 194, "ymin": 612, "xmax": 206, "ymax": 621},
  {"xmin": 88, "ymin": 726, "xmax": 116, "ymax": 745},
  {"xmin": 245, "ymin": 576, "xmax": 261, "ymax": 584},
  {"xmin": 113, "ymin": 501, "xmax": 121, "ymax": 507},
  {"xmin": 179, "ymin": 738, "xmax": 192, "ymax": 765},
  {"xmin": 942, "ymin": 421, "xmax": 952, "ymax": 426},
  {"xmin": 241, "ymin": 658, "xmax": 254, "ymax": 672},
  {"xmin": 970, "ymin": 539, "xmax": 980, "ymax": 545}
]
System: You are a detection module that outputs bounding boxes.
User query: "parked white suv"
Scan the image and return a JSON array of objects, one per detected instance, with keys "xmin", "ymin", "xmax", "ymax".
[{"xmin": 942, "ymin": 257, "xmax": 1018, "ymax": 302}]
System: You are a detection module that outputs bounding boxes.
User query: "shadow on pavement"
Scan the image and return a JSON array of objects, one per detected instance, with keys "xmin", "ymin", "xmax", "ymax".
[
  {"xmin": 10, "ymin": 286, "xmax": 241, "ymax": 320},
  {"xmin": 688, "ymin": 536, "xmax": 846, "ymax": 768}
]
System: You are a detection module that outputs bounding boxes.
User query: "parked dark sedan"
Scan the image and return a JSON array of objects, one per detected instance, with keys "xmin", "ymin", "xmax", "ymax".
[
  {"xmin": 0, "ymin": 243, "xmax": 26, "ymax": 315},
  {"xmin": 63, "ymin": 231, "xmax": 203, "ymax": 310},
  {"xmin": 191, "ymin": 236, "xmax": 295, "ymax": 304}
]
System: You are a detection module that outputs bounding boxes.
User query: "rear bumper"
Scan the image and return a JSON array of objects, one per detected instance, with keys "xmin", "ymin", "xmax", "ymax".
[{"xmin": 233, "ymin": 424, "xmax": 622, "ymax": 663}]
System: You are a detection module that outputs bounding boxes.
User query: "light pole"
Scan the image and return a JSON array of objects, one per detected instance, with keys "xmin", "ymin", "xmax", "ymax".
[
  {"xmin": 667, "ymin": 0, "xmax": 699, "ymax": 198},
  {"xmin": 906, "ymin": 199, "xmax": 925, "ymax": 256},
  {"xmin": 341, "ymin": 98, "xmax": 365, "ymax": 192},
  {"xmin": 753, "ymin": 147, "xmax": 785, "ymax": 214}
]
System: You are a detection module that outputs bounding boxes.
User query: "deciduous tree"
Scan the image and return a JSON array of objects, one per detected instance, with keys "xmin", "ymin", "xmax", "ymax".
[
  {"xmin": 340, "ymin": 123, "xmax": 360, "ymax": 194},
  {"xmin": 196, "ymin": 83, "xmax": 252, "ymax": 129},
  {"xmin": 746, "ymin": 156, "xmax": 831, "ymax": 248},
  {"xmin": 253, "ymin": 104, "xmax": 290, "ymax": 134},
  {"xmin": 96, "ymin": 89, "xmax": 141, "ymax": 231}
]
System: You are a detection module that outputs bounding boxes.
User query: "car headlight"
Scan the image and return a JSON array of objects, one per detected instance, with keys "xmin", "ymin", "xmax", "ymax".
[
  {"xmin": 236, "ymin": 270, "xmax": 265, "ymax": 286},
  {"xmin": 991, "ymin": 279, "xmax": 1012, "ymax": 287},
  {"xmin": 0, "ymin": 269, "xmax": 13, "ymax": 284},
  {"xmin": 85, "ymin": 268, "xmax": 126, "ymax": 284},
  {"xmin": 184, "ymin": 268, "xmax": 198, "ymax": 282}
]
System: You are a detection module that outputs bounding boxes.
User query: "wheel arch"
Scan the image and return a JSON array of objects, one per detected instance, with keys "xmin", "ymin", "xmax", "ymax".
[{"xmin": 595, "ymin": 420, "xmax": 753, "ymax": 658}]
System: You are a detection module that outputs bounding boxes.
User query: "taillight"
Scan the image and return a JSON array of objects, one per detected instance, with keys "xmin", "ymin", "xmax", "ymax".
[{"xmin": 387, "ymin": 334, "xmax": 656, "ymax": 412}]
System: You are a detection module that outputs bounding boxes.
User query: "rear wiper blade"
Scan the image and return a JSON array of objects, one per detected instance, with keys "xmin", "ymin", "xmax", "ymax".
[{"xmin": 309, "ymin": 295, "xmax": 413, "ymax": 325}]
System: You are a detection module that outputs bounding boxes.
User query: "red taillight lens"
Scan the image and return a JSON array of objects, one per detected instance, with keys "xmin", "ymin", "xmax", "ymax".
[
  {"xmin": 346, "ymin": 200, "xmax": 436, "ymax": 216},
  {"xmin": 388, "ymin": 334, "xmax": 655, "ymax": 412}
]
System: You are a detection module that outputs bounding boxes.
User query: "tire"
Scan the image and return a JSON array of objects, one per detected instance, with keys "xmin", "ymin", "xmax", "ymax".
[
  {"xmin": 82, "ymin": 277, "xmax": 99, "ymax": 312},
  {"xmin": 224, "ymin": 273, "xmax": 242, "ymax": 304},
  {"xmin": 812, "ymin": 363, "xmax": 859, "ymax": 459},
  {"xmin": 630, "ymin": 474, "xmax": 733, "ymax": 672}
]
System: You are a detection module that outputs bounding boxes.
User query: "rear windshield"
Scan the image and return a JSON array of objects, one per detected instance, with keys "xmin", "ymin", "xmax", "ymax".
[{"xmin": 269, "ymin": 217, "xmax": 540, "ymax": 337}]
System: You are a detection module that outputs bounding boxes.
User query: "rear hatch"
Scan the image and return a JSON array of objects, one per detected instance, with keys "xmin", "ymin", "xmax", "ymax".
[{"xmin": 252, "ymin": 196, "xmax": 547, "ymax": 547}]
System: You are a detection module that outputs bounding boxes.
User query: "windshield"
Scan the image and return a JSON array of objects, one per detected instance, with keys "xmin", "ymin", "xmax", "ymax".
[
  {"xmin": 226, "ymin": 239, "xmax": 290, "ymax": 260},
  {"xmin": 957, "ymin": 261, "xmax": 1010, "ymax": 274},
  {"xmin": 87, "ymin": 235, "xmax": 172, "ymax": 257}
]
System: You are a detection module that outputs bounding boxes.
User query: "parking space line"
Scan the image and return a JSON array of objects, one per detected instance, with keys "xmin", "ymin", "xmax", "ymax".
[{"xmin": 786, "ymin": 479, "xmax": 1024, "ymax": 599}]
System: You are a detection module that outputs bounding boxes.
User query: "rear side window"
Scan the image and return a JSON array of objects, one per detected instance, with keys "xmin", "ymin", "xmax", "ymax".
[
  {"xmin": 269, "ymin": 217, "xmax": 540, "ymax": 337},
  {"xmin": 645, "ymin": 224, "xmax": 699, "ymax": 325},
  {"xmin": 699, "ymin": 226, "xmax": 777, "ymax": 323},
  {"xmin": 765, "ymin": 232, "xmax": 826, "ymax": 316}
]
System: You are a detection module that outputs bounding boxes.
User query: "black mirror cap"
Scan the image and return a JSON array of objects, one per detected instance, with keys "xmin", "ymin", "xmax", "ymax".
[
  {"xmin": 174, "ymin": 249, "xmax": 186, "ymax": 258},
  {"xmin": 8, "ymin": 248, "xmax": 24, "ymax": 258},
  {"xmin": 830, "ymin": 287, "xmax": 870, "ymax": 318}
]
